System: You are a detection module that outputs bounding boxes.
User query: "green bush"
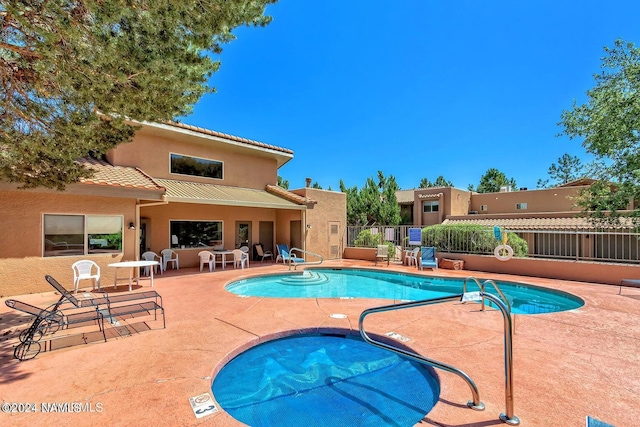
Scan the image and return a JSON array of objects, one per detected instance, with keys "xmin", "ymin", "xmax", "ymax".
[
  {"xmin": 353, "ymin": 229, "xmax": 396, "ymax": 258},
  {"xmin": 421, "ymin": 223, "xmax": 528, "ymax": 257},
  {"xmin": 353, "ymin": 229, "xmax": 380, "ymax": 247}
]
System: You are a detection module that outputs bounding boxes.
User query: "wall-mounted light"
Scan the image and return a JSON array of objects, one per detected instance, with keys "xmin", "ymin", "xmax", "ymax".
[
  {"xmin": 306, "ymin": 224, "xmax": 312, "ymax": 229},
  {"xmin": 128, "ymin": 222, "xmax": 136, "ymax": 230}
]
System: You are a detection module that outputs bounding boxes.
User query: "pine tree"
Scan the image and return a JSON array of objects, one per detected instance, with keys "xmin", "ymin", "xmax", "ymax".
[{"xmin": 0, "ymin": 1, "xmax": 275, "ymax": 189}]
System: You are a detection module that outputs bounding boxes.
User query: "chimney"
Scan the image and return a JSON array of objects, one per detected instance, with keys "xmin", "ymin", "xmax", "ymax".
[{"xmin": 305, "ymin": 177, "xmax": 312, "ymax": 188}]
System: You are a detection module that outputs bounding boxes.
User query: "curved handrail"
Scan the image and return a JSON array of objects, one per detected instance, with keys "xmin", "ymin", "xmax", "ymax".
[
  {"xmin": 463, "ymin": 276, "xmax": 512, "ymax": 314},
  {"xmin": 359, "ymin": 295, "xmax": 485, "ymax": 411},
  {"xmin": 482, "ymin": 279, "xmax": 511, "ymax": 313},
  {"xmin": 477, "ymin": 292, "xmax": 520, "ymax": 425},
  {"xmin": 289, "ymin": 247, "xmax": 323, "ymax": 270}
]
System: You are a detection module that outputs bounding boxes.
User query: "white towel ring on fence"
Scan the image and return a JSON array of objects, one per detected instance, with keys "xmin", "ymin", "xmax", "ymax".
[{"xmin": 494, "ymin": 245, "xmax": 514, "ymax": 261}]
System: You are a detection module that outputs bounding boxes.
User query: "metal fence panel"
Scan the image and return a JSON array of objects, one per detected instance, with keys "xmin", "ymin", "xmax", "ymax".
[{"xmin": 346, "ymin": 225, "xmax": 640, "ymax": 265}]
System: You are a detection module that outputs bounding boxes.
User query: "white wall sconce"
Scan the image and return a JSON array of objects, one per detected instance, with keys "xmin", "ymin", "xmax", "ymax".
[
  {"xmin": 128, "ymin": 222, "xmax": 136, "ymax": 230},
  {"xmin": 306, "ymin": 224, "xmax": 312, "ymax": 229}
]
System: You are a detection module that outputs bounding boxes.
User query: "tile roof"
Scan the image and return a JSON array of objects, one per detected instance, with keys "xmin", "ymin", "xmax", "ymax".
[
  {"xmin": 77, "ymin": 158, "xmax": 165, "ymax": 191},
  {"xmin": 163, "ymin": 121, "xmax": 293, "ymax": 155},
  {"xmin": 266, "ymin": 184, "xmax": 316, "ymax": 205},
  {"xmin": 442, "ymin": 216, "xmax": 635, "ymax": 230},
  {"xmin": 155, "ymin": 179, "xmax": 307, "ymax": 209}
]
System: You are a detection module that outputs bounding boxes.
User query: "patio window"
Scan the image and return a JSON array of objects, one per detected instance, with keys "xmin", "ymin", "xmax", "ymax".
[
  {"xmin": 423, "ymin": 201, "xmax": 439, "ymax": 213},
  {"xmin": 170, "ymin": 153, "xmax": 223, "ymax": 179},
  {"xmin": 43, "ymin": 214, "xmax": 123, "ymax": 257},
  {"xmin": 170, "ymin": 220, "xmax": 222, "ymax": 249}
]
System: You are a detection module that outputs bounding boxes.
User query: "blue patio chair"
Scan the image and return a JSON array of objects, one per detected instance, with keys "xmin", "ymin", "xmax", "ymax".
[
  {"xmin": 419, "ymin": 246, "xmax": 438, "ymax": 270},
  {"xmin": 276, "ymin": 244, "xmax": 304, "ymax": 264}
]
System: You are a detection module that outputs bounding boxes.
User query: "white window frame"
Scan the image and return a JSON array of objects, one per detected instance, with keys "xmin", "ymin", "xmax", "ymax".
[{"xmin": 423, "ymin": 200, "xmax": 440, "ymax": 213}]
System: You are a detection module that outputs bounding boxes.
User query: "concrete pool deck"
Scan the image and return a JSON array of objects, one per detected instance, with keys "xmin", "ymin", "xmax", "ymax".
[{"xmin": 0, "ymin": 259, "xmax": 638, "ymax": 426}]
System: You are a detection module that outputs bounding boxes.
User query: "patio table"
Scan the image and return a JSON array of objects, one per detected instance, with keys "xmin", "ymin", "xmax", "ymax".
[
  {"xmin": 108, "ymin": 260, "xmax": 159, "ymax": 291},
  {"xmin": 212, "ymin": 250, "xmax": 234, "ymax": 270}
]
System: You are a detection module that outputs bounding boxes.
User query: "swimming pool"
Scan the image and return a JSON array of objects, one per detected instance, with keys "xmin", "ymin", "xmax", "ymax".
[
  {"xmin": 226, "ymin": 268, "xmax": 584, "ymax": 315},
  {"xmin": 212, "ymin": 333, "xmax": 440, "ymax": 427}
]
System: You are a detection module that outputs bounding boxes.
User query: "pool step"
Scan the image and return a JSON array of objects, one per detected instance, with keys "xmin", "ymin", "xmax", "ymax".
[{"xmin": 280, "ymin": 271, "xmax": 330, "ymax": 286}]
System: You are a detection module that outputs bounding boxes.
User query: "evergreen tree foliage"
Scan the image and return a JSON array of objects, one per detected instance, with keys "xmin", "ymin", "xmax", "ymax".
[
  {"xmin": 339, "ymin": 172, "xmax": 401, "ymax": 226},
  {"xmin": 473, "ymin": 168, "xmax": 518, "ymax": 193},
  {"xmin": 0, "ymin": 1, "xmax": 275, "ymax": 189},
  {"xmin": 277, "ymin": 175, "xmax": 289, "ymax": 189},
  {"xmin": 560, "ymin": 39, "xmax": 640, "ymax": 223},
  {"xmin": 419, "ymin": 175, "xmax": 454, "ymax": 188}
]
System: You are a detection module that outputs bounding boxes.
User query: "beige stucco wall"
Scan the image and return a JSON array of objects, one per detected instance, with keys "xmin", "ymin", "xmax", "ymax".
[
  {"xmin": 0, "ymin": 190, "xmax": 135, "ymax": 296},
  {"xmin": 291, "ymin": 188, "xmax": 347, "ymax": 260},
  {"xmin": 411, "ymin": 188, "xmax": 472, "ymax": 227},
  {"xmin": 107, "ymin": 126, "xmax": 278, "ymax": 189},
  {"xmin": 469, "ymin": 186, "xmax": 584, "ymax": 214}
]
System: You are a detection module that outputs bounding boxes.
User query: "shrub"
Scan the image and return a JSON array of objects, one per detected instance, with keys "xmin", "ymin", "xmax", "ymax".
[
  {"xmin": 353, "ymin": 229, "xmax": 396, "ymax": 258},
  {"xmin": 421, "ymin": 223, "xmax": 528, "ymax": 257},
  {"xmin": 353, "ymin": 229, "xmax": 380, "ymax": 247}
]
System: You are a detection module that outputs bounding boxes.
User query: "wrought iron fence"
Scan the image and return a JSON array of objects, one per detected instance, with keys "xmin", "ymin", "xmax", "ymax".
[{"xmin": 346, "ymin": 225, "xmax": 640, "ymax": 265}]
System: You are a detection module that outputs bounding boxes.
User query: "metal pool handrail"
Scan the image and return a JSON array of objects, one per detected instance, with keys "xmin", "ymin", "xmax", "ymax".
[
  {"xmin": 359, "ymin": 295, "xmax": 486, "ymax": 411},
  {"xmin": 289, "ymin": 247, "xmax": 323, "ymax": 270},
  {"xmin": 359, "ymin": 292, "xmax": 520, "ymax": 425},
  {"xmin": 463, "ymin": 276, "xmax": 512, "ymax": 313}
]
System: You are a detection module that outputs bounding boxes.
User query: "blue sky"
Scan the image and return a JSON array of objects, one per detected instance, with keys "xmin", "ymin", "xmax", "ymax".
[{"xmin": 184, "ymin": 1, "xmax": 640, "ymax": 191}]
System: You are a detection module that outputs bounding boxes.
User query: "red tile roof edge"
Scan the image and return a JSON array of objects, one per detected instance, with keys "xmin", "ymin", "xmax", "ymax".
[
  {"xmin": 265, "ymin": 184, "xmax": 316, "ymax": 205},
  {"xmin": 163, "ymin": 121, "xmax": 293, "ymax": 155}
]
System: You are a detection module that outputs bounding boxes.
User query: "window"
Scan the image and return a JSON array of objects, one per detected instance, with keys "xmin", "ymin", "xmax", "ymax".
[
  {"xmin": 170, "ymin": 153, "xmax": 223, "ymax": 179},
  {"xmin": 516, "ymin": 203, "xmax": 527, "ymax": 210},
  {"xmin": 44, "ymin": 214, "xmax": 123, "ymax": 257},
  {"xmin": 423, "ymin": 201, "xmax": 439, "ymax": 213},
  {"xmin": 170, "ymin": 220, "xmax": 222, "ymax": 249},
  {"xmin": 481, "ymin": 205, "xmax": 488, "ymax": 211}
]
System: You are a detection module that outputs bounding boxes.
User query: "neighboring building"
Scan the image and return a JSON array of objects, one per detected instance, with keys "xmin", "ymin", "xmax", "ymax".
[
  {"xmin": 396, "ymin": 179, "xmax": 638, "ymax": 262},
  {"xmin": 0, "ymin": 121, "xmax": 346, "ymax": 296}
]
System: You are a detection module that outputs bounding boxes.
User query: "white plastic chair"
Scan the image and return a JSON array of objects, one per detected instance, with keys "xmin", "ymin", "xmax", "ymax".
[
  {"xmin": 232, "ymin": 249, "xmax": 248, "ymax": 269},
  {"xmin": 141, "ymin": 251, "xmax": 163, "ymax": 275},
  {"xmin": 198, "ymin": 251, "xmax": 215, "ymax": 272},
  {"xmin": 404, "ymin": 247, "xmax": 419, "ymax": 267},
  {"xmin": 161, "ymin": 249, "xmax": 179, "ymax": 271},
  {"xmin": 71, "ymin": 260, "xmax": 101, "ymax": 294},
  {"xmin": 239, "ymin": 246, "xmax": 250, "ymax": 267}
]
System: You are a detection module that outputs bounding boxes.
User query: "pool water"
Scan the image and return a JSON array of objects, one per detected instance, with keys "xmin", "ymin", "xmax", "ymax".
[
  {"xmin": 226, "ymin": 268, "xmax": 584, "ymax": 315},
  {"xmin": 212, "ymin": 334, "xmax": 440, "ymax": 427}
]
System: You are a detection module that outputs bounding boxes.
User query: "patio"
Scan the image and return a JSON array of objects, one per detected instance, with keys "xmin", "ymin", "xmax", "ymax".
[{"xmin": 0, "ymin": 260, "xmax": 638, "ymax": 426}]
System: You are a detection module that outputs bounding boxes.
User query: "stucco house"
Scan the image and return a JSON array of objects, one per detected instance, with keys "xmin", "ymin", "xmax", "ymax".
[{"xmin": 0, "ymin": 121, "xmax": 346, "ymax": 296}]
